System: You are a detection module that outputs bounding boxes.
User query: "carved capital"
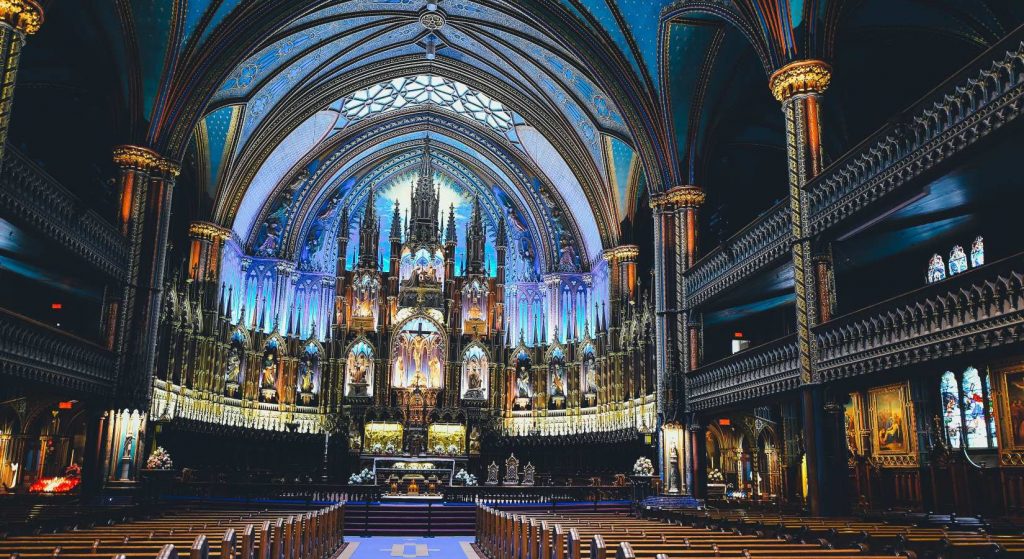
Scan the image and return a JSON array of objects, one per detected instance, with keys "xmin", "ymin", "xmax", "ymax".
[
  {"xmin": 602, "ymin": 245, "xmax": 639, "ymax": 262},
  {"xmin": 769, "ymin": 59, "xmax": 831, "ymax": 102},
  {"xmin": 189, "ymin": 221, "xmax": 231, "ymax": 242},
  {"xmin": 0, "ymin": 0, "xmax": 42, "ymax": 35},
  {"xmin": 650, "ymin": 185, "xmax": 705, "ymax": 209},
  {"xmin": 112, "ymin": 145, "xmax": 181, "ymax": 178}
]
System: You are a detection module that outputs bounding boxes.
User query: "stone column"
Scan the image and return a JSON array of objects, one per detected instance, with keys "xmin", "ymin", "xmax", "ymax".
[
  {"xmin": 187, "ymin": 221, "xmax": 231, "ymax": 309},
  {"xmin": 0, "ymin": 0, "xmax": 42, "ymax": 172},
  {"xmin": 650, "ymin": 186, "xmax": 705, "ymax": 493},
  {"xmin": 769, "ymin": 59, "xmax": 832, "ymax": 515},
  {"xmin": 112, "ymin": 145, "xmax": 181, "ymax": 411}
]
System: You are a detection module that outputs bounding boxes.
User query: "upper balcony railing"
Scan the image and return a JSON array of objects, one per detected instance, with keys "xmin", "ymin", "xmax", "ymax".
[
  {"xmin": 0, "ymin": 307, "xmax": 116, "ymax": 394},
  {"xmin": 683, "ymin": 28, "xmax": 1024, "ymax": 309},
  {"xmin": 814, "ymin": 252, "xmax": 1024, "ymax": 383},
  {"xmin": 0, "ymin": 146, "xmax": 126, "ymax": 279},
  {"xmin": 808, "ymin": 28, "xmax": 1024, "ymax": 236},
  {"xmin": 684, "ymin": 201, "xmax": 791, "ymax": 308},
  {"xmin": 686, "ymin": 334, "xmax": 799, "ymax": 412}
]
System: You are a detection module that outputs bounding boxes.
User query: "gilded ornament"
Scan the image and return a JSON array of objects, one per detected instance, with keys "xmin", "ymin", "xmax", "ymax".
[
  {"xmin": 113, "ymin": 145, "xmax": 181, "ymax": 177},
  {"xmin": 0, "ymin": 0, "xmax": 43, "ymax": 35},
  {"xmin": 649, "ymin": 185, "xmax": 705, "ymax": 209},
  {"xmin": 602, "ymin": 245, "xmax": 639, "ymax": 262},
  {"xmin": 768, "ymin": 59, "xmax": 832, "ymax": 102},
  {"xmin": 189, "ymin": 221, "xmax": 231, "ymax": 242}
]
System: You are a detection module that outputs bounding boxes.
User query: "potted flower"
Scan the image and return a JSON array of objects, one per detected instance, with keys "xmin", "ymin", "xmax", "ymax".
[
  {"xmin": 348, "ymin": 468, "xmax": 375, "ymax": 485},
  {"xmin": 146, "ymin": 447, "xmax": 174, "ymax": 470},
  {"xmin": 447, "ymin": 444, "xmax": 460, "ymax": 456},
  {"xmin": 369, "ymin": 442, "xmax": 383, "ymax": 454},
  {"xmin": 632, "ymin": 457, "xmax": 654, "ymax": 477},
  {"xmin": 454, "ymin": 468, "xmax": 477, "ymax": 486},
  {"xmin": 383, "ymin": 442, "xmax": 397, "ymax": 455}
]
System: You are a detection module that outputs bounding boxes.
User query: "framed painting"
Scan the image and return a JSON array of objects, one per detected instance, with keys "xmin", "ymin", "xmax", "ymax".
[
  {"xmin": 995, "ymin": 364, "xmax": 1024, "ymax": 462},
  {"xmin": 869, "ymin": 383, "xmax": 915, "ymax": 458}
]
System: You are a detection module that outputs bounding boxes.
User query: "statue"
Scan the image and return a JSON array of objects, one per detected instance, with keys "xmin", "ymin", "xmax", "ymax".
[
  {"xmin": 668, "ymin": 447, "xmax": 681, "ymax": 494},
  {"xmin": 429, "ymin": 356, "xmax": 442, "ymax": 388},
  {"xmin": 468, "ymin": 427, "xmax": 481, "ymax": 455},
  {"xmin": 516, "ymin": 367, "xmax": 531, "ymax": 398}
]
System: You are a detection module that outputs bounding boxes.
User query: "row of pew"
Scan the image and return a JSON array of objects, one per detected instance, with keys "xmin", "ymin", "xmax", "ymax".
[
  {"xmin": 640, "ymin": 507, "xmax": 1024, "ymax": 559},
  {"xmin": 475, "ymin": 505, "xmax": 905, "ymax": 559},
  {"xmin": 0, "ymin": 504, "xmax": 344, "ymax": 559}
]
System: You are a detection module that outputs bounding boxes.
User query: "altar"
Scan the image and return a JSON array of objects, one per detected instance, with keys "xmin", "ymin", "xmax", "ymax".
[{"xmin": 368, "ymin": 456, "xmax": 461, "ymax": 496}]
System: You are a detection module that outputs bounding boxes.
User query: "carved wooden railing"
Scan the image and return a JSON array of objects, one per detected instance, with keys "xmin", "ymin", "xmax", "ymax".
[
  {"xmin": 807, "ymin": 28, "xmax": 1024, "ymax": 235},
  {"xmin": 815, "ymin": 252, "xmax": 1024, "ymax": 382},
  {"xmin": 0, "ymin": 307, "xmax": 116, "ymax": 394},
  {"xmin": 686, "ymin": 334, "xmax": 799, "ymax": 412},
  {"xmin": 0, "ymin": 146, "xmax": 126, "ymax": 279},
  {"xmin": 683, "ymin": 29, "xmax": 1024, "ymax": 307},
  {"xmin": 684, "ymin": 201, "xmax": 791, "ymax": 308}
]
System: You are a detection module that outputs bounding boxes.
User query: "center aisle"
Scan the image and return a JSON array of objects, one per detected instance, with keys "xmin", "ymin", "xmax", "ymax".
[{"xmin": 340, "ymin": 536, "xmax": 480, "ymax": 558}]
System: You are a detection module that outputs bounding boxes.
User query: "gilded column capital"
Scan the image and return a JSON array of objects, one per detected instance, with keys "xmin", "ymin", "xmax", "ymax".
[
  {"xmin": 768, "ymin": 59, "xmax": 832, "ymax": 102},
  {"xmin": 602, "ymin": 245, "xmax": 639, "ymax": 262},
  {"xmin": 650, "ymin": 185, "xmax": 705, "ymax": 209},
  {"xmin": 112, "ymin": 144, "xmax": 181, "ymax": 178},
  {"xmin": 0, "ymin": 0, "xmax": 43, "ymax": 35},
  {"xmin": 188, "ymin": 221, "xmax": 231, "ymax": 242}
]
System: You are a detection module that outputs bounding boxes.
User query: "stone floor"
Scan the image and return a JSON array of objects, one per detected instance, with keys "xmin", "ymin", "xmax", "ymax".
[{"xmin": 339, "ymin": 536, "xmax": 479, "ymax": 558}]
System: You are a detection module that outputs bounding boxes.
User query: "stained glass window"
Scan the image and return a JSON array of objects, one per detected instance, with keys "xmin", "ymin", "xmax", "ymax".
[
  {"xmin": 940, "ymin": 366, "xmax": 998, "ymax": 450},
  {"xmin": 927, "ymin": 254, "xmax": 946, "ymax": 283},
  {"xmin": 940, "ymin": 371, "xmax": 962, "ymax": 449},
  {"xmin": 970, "ymin": 236, "xmax": 985, "ymax": 268},
  {"xmin": 948, "ymin": 245, "xmax": 968, "ymax": 276}
]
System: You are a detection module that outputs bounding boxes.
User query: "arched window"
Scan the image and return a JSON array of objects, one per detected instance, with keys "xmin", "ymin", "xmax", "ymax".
[
  {"xmin": 970, "ymin": 236, "xmax": 985, "ymax": 268},
  {"xmin": 939, "ymin": 366, "xmax": 998, "ymax": 449},
  {"xmin": 927, "ymin": 254, "xmax": 946, "ymax": 284},
  {"xmin": 948, "ymin": 245, "xmax": 968, "ymax": 276}
]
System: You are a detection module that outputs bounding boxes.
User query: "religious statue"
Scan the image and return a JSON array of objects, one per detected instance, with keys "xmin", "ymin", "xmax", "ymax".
[
  {"xmin": 584, "ymin": 359, "xmax": 598, "ymax": 394},
  {"xmin": 261, "ymin": 353, "xmax": 276, "ymax": 386},
  {"xmin": 551, "ymin": 366, "xmax": 566, "ymax": 397},
  {"xmin": 668, "ymin": 447, "xmax": 681, "ymax": 494},
  {"xmin": 468, "ymin": 427, "xmax": 481, "ymax": 455},
  {"xmin": 224, "ymin": 352, "xmax": 241, "ymax": 396},
  {"xmin": 516, "ymin": 366, "xmax": 531, "ymax": 398},
  {"xmin": 429, "ymin": 356, "xmax": 442, "ymax": 388}
]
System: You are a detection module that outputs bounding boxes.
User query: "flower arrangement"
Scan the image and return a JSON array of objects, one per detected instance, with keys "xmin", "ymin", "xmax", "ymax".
[
  {"xmin": 348, "ymin": 468, "xmax": 375, "ymax": 485},
  {"xmin": 454, "ymin": 468, "xmax": 477, "ymax": 486},
  {"xmin": 433, "ymin": 444, "xmax": 446, "ymax": 455},
  {"xmin": 369, "ymin": 442, "xmax": 383, "ymax": 454},
  {"xmin": 447, "ymin": 444, "xmax": 460, "ymax": 455},
  {"xmin": 146, "ymin": 447, "xmax": 174, "ymax": 470},
  {"xmin": 383, "ymin": 442, "xmax": 397, "ymax": 455},
  {"xmin": 708, "ymin": 468, "xmax": 724, "ymax": 483},
  {"xmin": 632, "ymin": 456, "xmax": 654, "ymax": 476}
]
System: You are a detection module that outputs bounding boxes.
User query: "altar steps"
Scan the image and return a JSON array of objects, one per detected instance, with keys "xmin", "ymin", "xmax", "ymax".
[{"xmin": 343, "ymin": 503, "xmax": 476, "ymax": 536}]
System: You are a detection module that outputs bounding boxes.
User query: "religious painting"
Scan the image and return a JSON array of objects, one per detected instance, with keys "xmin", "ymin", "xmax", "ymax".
[
  {"xmin": 995, "ymin": 364, "xmax": 1024, "ymax": 455},
  {"xmin": 344, "ymin": 340, "xmax": 374, "ymax": 398},
  {"xmin": 513, "ymin": 351, "xmax": 532, "ymax": 410},
  {"xmin": 948, "ymin": 245, "xmax": 968, "ymax": 276},
  {"xmin": 391, "ymin": 318, "xmax": 445, "ymax": 389},
  {"xmin": 868, "ymin": 383, "xmax": 914, "ymax": 457},
  {"xmin": 844, "ymin": 392, "xmax": 863, "ymax": 456},
  {"xmin": 296, "ymin": 341, "xmax": 321, "ymax": 406},
  {"xmin": 548, "ymin": 347, "xmax": 567, "ymax": 410},
  {"xmin": 224, "ymin": 328, "xmax": 247, "ymax": 398},
  {"xmin": 259, "ymin": 338, "xmax": 281, "ymax": 402},
  {"xmin": 580, "ymin": 344, "xmax": 598, "ymax": 408},
  {"xmin": 351, "ymin": 273, "xmax": 380, "ymax": 331},
  {"xmin": 461, "ymin": 345, "xmax": 488, "ymax": 401}
]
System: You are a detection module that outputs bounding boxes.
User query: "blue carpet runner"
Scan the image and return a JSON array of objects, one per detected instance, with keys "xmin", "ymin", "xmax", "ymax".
[{"xmin": 342, "ymin": 536, "xmax": 477, "ymax": 558}]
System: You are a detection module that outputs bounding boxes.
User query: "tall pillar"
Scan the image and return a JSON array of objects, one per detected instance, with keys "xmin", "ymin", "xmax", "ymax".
[
  {"xmin": 187, "ymin": 222, "xmax": 231, "ymax": 309},
  {"xmin": 112, "ymin": 145, "xmax": 181, "ymax": 411},
  {"xmin": 769, "ymin": 59, "xmax": 832, "ymax": 515},
  {"xmin": 0, "ymin": 0, "xmax": 42, "ymax": 171},
  {"xmin": 650, "ymin": 186, "xmax": 705, "ymax": 494}
]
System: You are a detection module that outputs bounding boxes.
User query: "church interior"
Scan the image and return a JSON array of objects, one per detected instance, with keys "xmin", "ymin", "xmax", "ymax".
[{"xmin": 3, "ymin": 0, "xmax": 1024, "ymax": 557}]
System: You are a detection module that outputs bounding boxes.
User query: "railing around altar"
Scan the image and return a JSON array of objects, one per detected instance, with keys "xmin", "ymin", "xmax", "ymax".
[
  {"xmin": 155, "ymin": 479, "xmax": 630, "ymax": 505},
  {"xmin": 500, "ymin": 395, "xmax": 656, "ymax": 438}
]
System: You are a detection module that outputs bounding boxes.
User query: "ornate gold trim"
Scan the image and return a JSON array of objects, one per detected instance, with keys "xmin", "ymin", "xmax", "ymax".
[
  {"xmin": 768, "ymin": 60, "xmax": 832, "ymax": 102},
  {"xmin": 650, "ymin": 185, "xmax": 705, "ymax": 209},
  {"xmin": 602, "ymin": 245, "xmax": 640, "ymax": 262},
  {"xmin": 0, "ymin": 0, "xmax": 43, "ymax": 35},
  {"xmin": 112, "ymin": 145, "xmax": 181, "ymax": 177},
  {"xmin": 189, "ymin": 221, "xmax": 231, "ymax": 242}
]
